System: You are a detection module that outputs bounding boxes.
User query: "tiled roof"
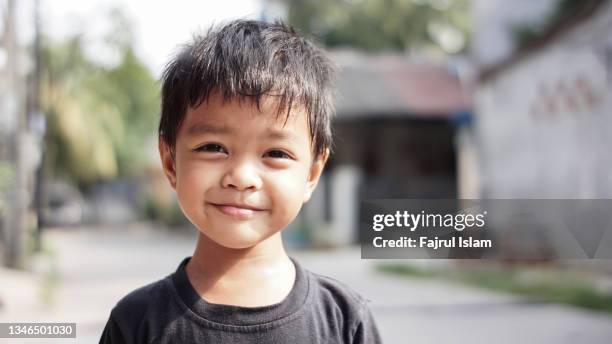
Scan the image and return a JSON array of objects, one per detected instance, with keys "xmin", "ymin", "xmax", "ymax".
[{"xmin": 332, "ymin": 51, "xmax": 470, "ymax": 120}]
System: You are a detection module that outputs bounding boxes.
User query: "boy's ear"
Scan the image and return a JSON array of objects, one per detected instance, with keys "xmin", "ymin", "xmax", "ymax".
[
  {"xmin": 303, "ymin": 148, "xmax": 329, "ymax": 203},
  {"xmin": 158, "ymin": 138, "xmax": 177, "ymax": 190}
]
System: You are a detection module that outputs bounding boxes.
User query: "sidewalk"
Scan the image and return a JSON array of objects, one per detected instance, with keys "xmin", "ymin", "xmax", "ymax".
[
  {"xmin": 291, "ymin": 249, "xmax": 612, "ymax": 344},
  {"xmin": 1, "ymin": 224, "xmax": 611, "ymax": 343}
]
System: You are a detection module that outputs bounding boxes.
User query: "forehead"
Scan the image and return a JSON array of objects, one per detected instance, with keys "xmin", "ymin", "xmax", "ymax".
[{"xmin": 181, "ymin": 93, "xmax": 311, "ymax": 139}]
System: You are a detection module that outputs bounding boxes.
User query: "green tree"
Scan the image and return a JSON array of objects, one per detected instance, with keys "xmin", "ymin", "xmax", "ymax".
[
  {"xmin": 40, "ymin": 9, "xmax": 159, "ymax": 188},
  {"xmin": 286, "ymin": 0, "xmax": 471, "ymax": 54}
]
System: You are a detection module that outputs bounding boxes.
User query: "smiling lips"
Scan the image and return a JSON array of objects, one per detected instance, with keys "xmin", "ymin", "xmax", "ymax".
[{"xmin": 209, "ymin": 203, "xmax": 265, "ymax": 220}]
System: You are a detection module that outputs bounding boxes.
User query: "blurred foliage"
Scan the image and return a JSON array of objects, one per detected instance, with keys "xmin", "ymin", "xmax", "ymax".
[
  {"xmin": 286, "ymin": 0, "xmax": 471, "ymax": 53},
  {"xmin": 40, "ymin": 9, "xmax": 159, "ymax": 189},
  {"xmin": 143, "ymin": 196, "xmax": 190, "ymax": 228},
  {"xmin": 0, "ymin": 161, "xmax": 13, "ymax": 216},
  {"xmin": 0, "ymin": 161, "xmax": 13, "ymax": 196},
  {"xmin": 378, "ymin": 262, "xmax": 612, "ymax": 313}
]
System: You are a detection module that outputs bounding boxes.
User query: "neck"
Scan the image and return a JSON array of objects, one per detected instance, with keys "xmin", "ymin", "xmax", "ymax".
[
  {"xmin": 190, "ymin": 231, "xmax": 291, "ymax": 274},
  {"xmin": 185, "ymin": 231, "xmax": 295, "ymax": 306}
]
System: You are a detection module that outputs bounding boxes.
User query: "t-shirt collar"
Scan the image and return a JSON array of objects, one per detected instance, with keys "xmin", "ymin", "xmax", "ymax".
[{"xmin": 172, "ymin": 255, "xmax": 309, "ymax": 326}]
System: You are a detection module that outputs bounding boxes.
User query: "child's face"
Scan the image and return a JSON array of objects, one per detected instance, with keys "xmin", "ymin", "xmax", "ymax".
[{"xmin": 159, "ymin": 93, "xmax": 327, "ymax": 249}]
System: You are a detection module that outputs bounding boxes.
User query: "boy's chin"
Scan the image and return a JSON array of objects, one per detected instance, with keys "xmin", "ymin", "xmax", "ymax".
[{"xmin": 197, "ymin": 228, "xmax": 273, "ymax": 250}]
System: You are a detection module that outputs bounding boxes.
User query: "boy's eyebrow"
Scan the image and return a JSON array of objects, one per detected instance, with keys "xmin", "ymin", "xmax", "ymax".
[
  {"xmin": 186, "ymin": 123, "xmax": 233, "ymax": 136},
  {"xmin": 266, "ymin": 129, "xmax": 299, "ymax": 141},
  {"xmin": 186, "ymin": 123, "xmax": 300, "ymax": 141}
]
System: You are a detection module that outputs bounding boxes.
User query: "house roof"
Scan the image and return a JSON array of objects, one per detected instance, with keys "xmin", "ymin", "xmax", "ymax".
[
  {"xmin": 478, "ymin": 0, "xmax": 606, "ymax": 82},
  {"xmin": 331, "ymin": 51, "xmax": 471, "ymax": 120}
]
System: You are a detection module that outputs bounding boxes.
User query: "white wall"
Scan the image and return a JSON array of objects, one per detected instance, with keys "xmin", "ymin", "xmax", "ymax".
[{"xmin": 473, "ymin": 2, "xmax": 612, "ymax": 198}]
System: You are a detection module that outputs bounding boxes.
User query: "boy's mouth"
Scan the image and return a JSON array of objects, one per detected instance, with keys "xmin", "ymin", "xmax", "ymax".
[{"xmin": 208, "ymin": 202, "xmax": 265, "ymax": 219}]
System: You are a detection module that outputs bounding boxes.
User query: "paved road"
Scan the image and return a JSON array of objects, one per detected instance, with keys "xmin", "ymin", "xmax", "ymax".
[{"xmin": 1, "ymin": 224, "xmax": 612, "ymax": 343}]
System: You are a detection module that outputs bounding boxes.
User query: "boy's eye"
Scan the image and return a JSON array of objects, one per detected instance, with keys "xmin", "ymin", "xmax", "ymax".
[
  {"xmin": 265, "ymin": 150, "xmax": 292, "ymax": 159},
  {"xmin": 194, "ymin": 143, "xmax": 227, "ymax": 154}
]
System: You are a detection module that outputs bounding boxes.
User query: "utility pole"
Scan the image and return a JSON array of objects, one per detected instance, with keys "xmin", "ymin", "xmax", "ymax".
[
  {"xmin": 1, "ymin": 0, "xmax": 28, "ymax": 269},
  {"xmin": 31, "ymin": 0, "xmax": 45, "ymax": 252}
]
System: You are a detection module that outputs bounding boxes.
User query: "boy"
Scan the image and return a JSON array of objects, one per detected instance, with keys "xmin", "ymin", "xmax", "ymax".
[{"xmin": 99, "ymin": 20, "xmax": 382, "ymax": 343}]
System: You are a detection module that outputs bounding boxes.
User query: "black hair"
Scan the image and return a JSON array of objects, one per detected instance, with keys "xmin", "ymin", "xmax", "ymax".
[{"xmin": 159, "ymin": 19, "xmax": 336, "ymax": 160}]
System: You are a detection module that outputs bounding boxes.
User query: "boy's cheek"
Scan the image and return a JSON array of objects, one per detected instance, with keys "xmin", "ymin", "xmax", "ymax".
[
  {"xmin": 175, "ymin": 169, "xmax": 209, "ymax": 194},
  {"xmin": 273, "ymin": 175, "xmax": 310, "ymax": 210}
]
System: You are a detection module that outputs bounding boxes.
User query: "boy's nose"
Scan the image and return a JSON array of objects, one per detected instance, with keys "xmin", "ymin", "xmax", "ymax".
[{"xmin": 221, "ymin": 158, "xmax": 263, "ymax": 191}]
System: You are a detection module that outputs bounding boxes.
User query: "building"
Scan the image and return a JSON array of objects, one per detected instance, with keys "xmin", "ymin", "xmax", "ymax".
[
  {"xmin": 297, "ymin": 51, "xmax": 470, "ymax": 246},
  {"xmin": 472, "ymin": 0, "xmax": 612, "ymax": 198}
]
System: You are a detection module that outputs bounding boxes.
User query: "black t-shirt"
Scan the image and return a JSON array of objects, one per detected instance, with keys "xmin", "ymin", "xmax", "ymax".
[{"xmin": 99, "ymin": 256, "xmax": 382, "ymax": 343}]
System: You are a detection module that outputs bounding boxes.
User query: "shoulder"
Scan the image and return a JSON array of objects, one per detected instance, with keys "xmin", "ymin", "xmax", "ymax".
[
  {"xmin": 110, "ymin": 275, "xmax": 171, "ymax": 321},
  {"xmin": 305, "ymin": 269, "xmax": 371, "ymax": 322},
  {"xmin": 100, "ymin": 276, "xmax": 172, "ymax": 344},
  {"xmin": 303, "ymin": 270, "xmax": 383, "ymax": 343},
  {"xmin": 309, "ymin": 271, "xmax": 368, "ymax": 306}
]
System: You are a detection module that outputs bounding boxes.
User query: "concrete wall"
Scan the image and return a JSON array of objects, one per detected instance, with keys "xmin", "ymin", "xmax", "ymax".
[{"xmin": 473, "ymin": 2, "xmax": 612, "ymax": 198}]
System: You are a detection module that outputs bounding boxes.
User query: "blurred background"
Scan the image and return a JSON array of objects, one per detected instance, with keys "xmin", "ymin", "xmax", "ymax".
[{"xmin": 1, "ymin": 0, "xmax": 612, "ymax": 342}]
